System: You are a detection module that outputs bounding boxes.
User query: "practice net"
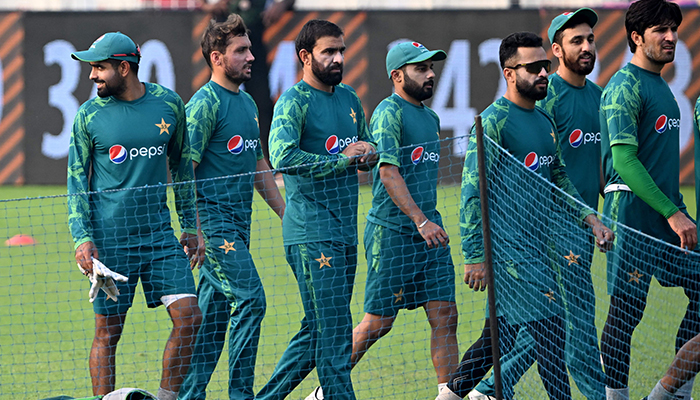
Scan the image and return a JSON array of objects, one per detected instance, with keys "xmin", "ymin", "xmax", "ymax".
[{"xmin": 0, "ymin": 134, "xmax": 697, "ymax": 399}]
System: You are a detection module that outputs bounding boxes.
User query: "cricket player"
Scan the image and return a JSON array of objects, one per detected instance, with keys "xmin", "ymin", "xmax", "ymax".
[
  {"xmin": 67, "ymin": 32, "xmax": 202, "ymax": 400},
  {"xmin": 472, "ymin": 8, "xmax": 605, "ymax": 400},
  {"xmin": 178, "ymin": 15, "xmax": 285, "ymax": 400},
  {"xmin": 599, "ymin": 1, "xmax": 700, "ymax": 399},
  {"xmin": 305, "ymin": 40, "xmax": 457, "ymax": 400},
  {"xmin": 436, "ymin": 31, "xmax": 613, "ymax": 400},
  {"xmin": 255, "ymin": 19, "xmax": 376, "ymax": 400}
]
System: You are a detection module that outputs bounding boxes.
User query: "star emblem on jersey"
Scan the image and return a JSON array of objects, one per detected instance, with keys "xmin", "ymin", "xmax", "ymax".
[
  {"xmin": 219, "ymin": 239, "xmax": 236, "ymax": 254},
  {"xmin": 394, "ymin": 288, "xmax": 404, "ymax": 304},
  {"xmin": 550, "ymin": 131, "xmax": 556, "ymax": 144},
  {"xmin": 564, "ymin": 251, "xmax": 580, "ymax": 266},
  {"xmin": 315, "ymin": 253, "xmax": 332, "ymax": 269},
  {"xmin": 254, "ymin": 115, "xmax": 259, "ymax": 128},
  {"xmin": 628, "ymin": 268, "xmax": 643, "ymax": 284},
  {"xmin": 156, "ymin": 118, "xmax": 171, "ymax": 135},
  {"xmin": 545, "ymin": 290, "xmax": 556, "ymax": 303},
  {"xmin": 349, "ymin": 108, "xmax": 357, "ymax": 124}
]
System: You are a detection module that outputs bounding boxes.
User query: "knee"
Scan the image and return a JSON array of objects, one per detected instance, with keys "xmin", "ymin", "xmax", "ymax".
[
  {"xmin": 174, "ymin": 304, "xmax": 203, "ymax": 335},
  {"xmin": 430, "ymin": 304, "xmax": 459, "ymax": 332},
  {"xmin": 365, "ymin": 316, "xmax": 395, "ymax": 339},
  {"xmin": 95, "ymin": 323, "xmax": 123, "ymax": 347}
]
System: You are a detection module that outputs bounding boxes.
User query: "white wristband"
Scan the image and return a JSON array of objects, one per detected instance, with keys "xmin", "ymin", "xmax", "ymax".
[{"xmin": 418, "ymin": 219, "xmax": 429, "ymax": 229}]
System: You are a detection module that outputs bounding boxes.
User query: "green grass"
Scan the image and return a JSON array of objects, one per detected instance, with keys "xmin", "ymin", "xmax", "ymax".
[{"xmin": 0, "ymin": 185, "xmax": 696, "ymax": 399}]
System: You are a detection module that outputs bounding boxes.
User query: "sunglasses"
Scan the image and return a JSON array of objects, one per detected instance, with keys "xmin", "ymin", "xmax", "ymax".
[{"xmin": 505, "ymin": 59, "xmax": 552, "ymax": 74}]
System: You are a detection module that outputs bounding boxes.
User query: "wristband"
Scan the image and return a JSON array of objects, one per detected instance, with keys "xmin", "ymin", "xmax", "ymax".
[{"xmin": 418, "ymin": 219, "xmax": 429, "ymax": 229}]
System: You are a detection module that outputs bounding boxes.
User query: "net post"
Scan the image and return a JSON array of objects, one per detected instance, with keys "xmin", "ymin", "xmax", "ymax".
[{"xmin": 474, "ymin": 115, "xmax": 503, "ymax": 400}]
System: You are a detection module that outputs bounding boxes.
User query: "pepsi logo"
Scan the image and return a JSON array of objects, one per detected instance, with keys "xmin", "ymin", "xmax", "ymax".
[
  {"xmin": 569, "ymin": 129, "xmax": 583, "ymax": 148},
  {"xmin": 412, "ymin": 42, "xmax": 425, "ymax": 49},
  {"xmin": 524, "ymin": 151, "xmax": 540, "ymax": 171},
  {"xmin": 109, "ymin": 145, "xmax": 127, "ymax": 164},
  {"xmin": 326, "ymin": 135, "xmax": 340, "ymax": 154},
  {"xmin": 655, "ymin": 115, "xmax": 668, "ymax": 133},
  {"xmin": 411, "ymin": 146, "xmax": 424, "ymax": 165},
  {"xmin": 227, "ymin": 135, "xmax": 244, "ymax": 154}
]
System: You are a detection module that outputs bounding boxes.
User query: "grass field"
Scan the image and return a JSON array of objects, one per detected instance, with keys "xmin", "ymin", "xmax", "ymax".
[{"xmin": 0, "ymin": 184, "xmax": 697, "ymax": 399}]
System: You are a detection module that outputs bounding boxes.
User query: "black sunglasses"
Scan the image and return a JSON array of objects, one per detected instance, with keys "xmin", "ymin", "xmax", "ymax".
[{"xmin": 505, "ymin": 59, "xmax": 552, "ymax": 74}]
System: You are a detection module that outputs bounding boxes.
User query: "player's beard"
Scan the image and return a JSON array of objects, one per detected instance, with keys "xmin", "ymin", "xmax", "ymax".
[
  {"xmin": 516, "ymin": 74, "xmax": 548, "ymax": 101},
  {"xmin": 223, "ymin": 57, "xmax": 252, "ymax": 85},
  {"xmin": 403, "ymin": 73, "xmax": 434, "ymax": 102},
  {"xmin": 95, "ymin": 73, "xmax": 127, "ymax": 98},
  {"xmin": 644, "ymin": 40, "xmax": 676, "ymax": 65},
  {"xmin": 562, "ymin": 46, "xmax": 595, "ymax": 76},
  {"xmin": 311, "ymin": 55, "xmax": 343, "ymax": 87}
]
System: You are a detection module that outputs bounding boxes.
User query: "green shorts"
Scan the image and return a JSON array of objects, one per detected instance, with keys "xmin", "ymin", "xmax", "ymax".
[
  {"xmin": 603, "ymin": 190, "xmax": 700, "ymax": 298},
  {"xmin": 92, "ymin": 234, "xmax": 196, "ymax": 315},
  {"xmin": 363, "ymin": 222, "xmax": 455, "ymax": 316}
]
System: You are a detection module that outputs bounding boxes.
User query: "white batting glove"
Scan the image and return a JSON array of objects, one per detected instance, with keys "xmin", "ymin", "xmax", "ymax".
[{"xmin": 77, "ymin": 258, "xmax": 128, "ymax": 303}]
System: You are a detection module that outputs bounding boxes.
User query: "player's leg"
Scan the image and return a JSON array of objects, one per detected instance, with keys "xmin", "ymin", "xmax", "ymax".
[
  {"xmin": 178, "ymin": 274, "xmax": 230, "ymax": 400},
  {"xmin": 600, "ymin": 295, "xmax": 646, "ymax": 391},
  {"xmin": 351, "ymin": 313, "xmax": 396, "ymax": 366},
  {"xmin": 529, "ymin": 315, "xmax": 571, "ymax": 400},
  {"xmin": 162, "ymin": 296, "xmax": 202, "ymax": 397},
  {"xmin": 474, "ymin": 326, "xmax": 537, "ymax": 400},
  {"xmin": 425, "ymin": 301, "xmax": 459, "ymax": 384},
  {"xmin": 91, "ymin": 313, "xmax": 127, "ymax": 395},
  {"xmin": 645, "ymin": 333, "xmax": 700, "ymax": 400}
]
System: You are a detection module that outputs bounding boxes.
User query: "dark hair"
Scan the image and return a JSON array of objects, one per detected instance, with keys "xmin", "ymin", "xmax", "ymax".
[
  {"xmin": 553, "ymin": 16, "xmax": 594, "ymax": 46},
  {"xmin": 499, "ymin": 32, "xmax": 543, "ymax": 69},
  {"xmin": 106, "ymin": 58, "xmax": 139, "ymax": 75},
  {"xmin": 201, "ymin": 13, "xmax": 250, "ymax": 69},
  {"xmin": 294, "ymin": 19, "xmax": 344, "ymax": 65},
  {"xmin": 625, "ymin": 0, "xmax": 682, "ymax": 53}
]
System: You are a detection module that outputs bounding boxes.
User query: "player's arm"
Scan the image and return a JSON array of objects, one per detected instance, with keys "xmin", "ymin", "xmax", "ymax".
[
  {"xmin": 254, "ymin": 158, "xmax": 285, "ymax": 220},
  {"xmin": 67, "ymin": 108, "xmax": 98, "ymax": 273},
  {"xmin": 353, "ymin": 92, "xmax": 378, "ymax": 169},
  {"xmin": 269, "ymin": 96, "xmax": 363, "ymax": 177},
  {"xmin": 461, "ymin": 124, "xmax": 486, "ymax": 290}
]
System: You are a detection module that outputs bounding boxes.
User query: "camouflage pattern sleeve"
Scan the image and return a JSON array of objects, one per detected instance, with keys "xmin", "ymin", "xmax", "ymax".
[
  {"xmin": 165, "ymin": 91, "xmax": 197, "ymax": 233},
  {"xmin": 460, "ymin": 123, "xmax": 484, "ymax": 264},
  {"xmin": 369, "ymin": 99, "xmax": 401, "ymax": 167},
  {"xmin": 186, "ymin": 86, "xmax": 219, "ymax": 164},
  {"xmin": 268, "ymin": 91, "xmax": 351, "ymax": 177},
  {"xmin": 243, "ymin": 91, "xmax": 265, "ymax": 161},
  {"xmin": 537, "ymin": 80, "xmax": 558, "ymax": 121},
  {"xmin": 351, "ymin": 88, "xmax": 375, "ymax": 148},
  {"xmin": 67, "ymin": 105, "xmax": 94, "ymax": 249},
  {"xmin": 601, "ymin": 70, "xmax": 641, "ymax": 147},
  {"xmin": 549, "ymin": 126, "xmax": 595, "ymax": 222}
]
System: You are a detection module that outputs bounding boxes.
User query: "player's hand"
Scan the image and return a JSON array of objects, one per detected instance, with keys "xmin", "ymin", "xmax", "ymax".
[
  {"xmin": 464, "ymin": 263, "xmax": 486, "ymax": 291},
  {"xmin": 75, "ymin": 241, "xmax": 99, "ymax": 275},
  {"xmin": 584, "ymin": 215, "xmax": 614, "ymax": 252},
  {"xmin": 356, "ymin": 142, "xmax": 378, "ymax": 171},
  {"xmin": 417, "ymin": 220, "xmax": 449, "ymax": 249},
  {"xmin": 181, "ymin": 232, "xmax": 205, "ymax": 269},
  {"xmin": 668, "ymin": 211, "xmax": 698, "ymax": 251},
  {"xmin": 341, "ymin": 142, "xmax": 368, "ymax": 165}
]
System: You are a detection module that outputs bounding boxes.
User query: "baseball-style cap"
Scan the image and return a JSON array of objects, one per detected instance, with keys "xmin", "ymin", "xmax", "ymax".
[
  {"xmin": 71, "ymin": 32, "xmax": 141, "ymax": 64},
  {"xmin": 547, "ymin": 8, "xmax": 598, "ymax": 44},
  {"xmin": 385, "ymin": 41, "xmax": 447, "ymax": 78}
]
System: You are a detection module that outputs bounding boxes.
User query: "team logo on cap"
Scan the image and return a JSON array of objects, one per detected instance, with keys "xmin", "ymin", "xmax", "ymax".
[
  {"xmin": 325, "ymin": 135, "xmax": 340, "ymax": 154},
  {"xmin": 524, "ymin": 151, "xmax": 540, "ymax": 171},
  {"xmin": 91, "ymin": 34, "xmax": 106, "ymax": 49},
  {"xmin": 109, "ymin": 145, "xmax": 127, "ymax": 164},
  {"xmin": 569, "ymin": 129, "xmax": 583, "ymax": 148},
  {"xmin": 411, "ymin": 146, "xmax": 424, "ymax": 165},
  {"xmin": 562, "ymin": 11, "xmax": 573, "ymax": 16},
  {"xmin": 227, "ymin": 135, "xmax": 244, "ymax": 154},
  {"xmin": 412, "ymin": 42, "xmax": 426, "ymax": 50},
  {"xmin": 655, "ymin": 115, "xmax": 668, "ymax": 133}
]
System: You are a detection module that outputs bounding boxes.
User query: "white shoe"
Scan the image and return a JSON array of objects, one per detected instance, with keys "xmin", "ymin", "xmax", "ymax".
[
  {"xmin": 435, "ymin": 386, "xmax": 461, "ymax": 400},
  {"xmin": 467, "ymin": 389, "xmax": 496, "ymax": 400},
  {"xmin": 304, "ymin": 386, "xmax": 324, "ymax": 400}
]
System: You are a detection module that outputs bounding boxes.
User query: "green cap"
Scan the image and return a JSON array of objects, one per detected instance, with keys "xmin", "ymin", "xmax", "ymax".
[
  {"xmin": 71, "ymin": 32, "xmax": 141, "ymax": 64},
  {"xmin": 547, "ymin": 8, "xmax": 598, "ymax": 44},
  {"xmin": 386, "ymin": 41, "xmax": 447, "ymax": 78}
]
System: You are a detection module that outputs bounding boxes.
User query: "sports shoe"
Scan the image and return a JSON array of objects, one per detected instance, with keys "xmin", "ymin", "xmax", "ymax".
[
  {"xmin": 304, "ymin": 387, "xmax": 324, "ymax": 400},
  {"xmin": 468, "ymin": 389, "xmax": 496, "ymax": 400}
]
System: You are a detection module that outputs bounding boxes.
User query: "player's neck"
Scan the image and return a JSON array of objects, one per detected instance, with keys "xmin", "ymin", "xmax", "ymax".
[
  {"xmin": 395, "ymin": 88, "xmax": 422, "ymax": 106},
  {"xmin": 556, "ymin": 68, "xmax": 586, "ymax": 87},
  {"xmin": 116, "ymin": 79, "xmax": 145, "ymax": 102},
  {"xmin": 504, "ymin": 88, "xmax": 536, "ymax": 110},
  {"xmin": 211, "ymin": 72, "xmax": 241, "ymax": 93},
  {"xmin": 630, "ymin": 52, "xmax": 665, "ymax": 74},
  {"xmin": 302, "ymin": 71, "xmax": 335, "ymax": 93}
]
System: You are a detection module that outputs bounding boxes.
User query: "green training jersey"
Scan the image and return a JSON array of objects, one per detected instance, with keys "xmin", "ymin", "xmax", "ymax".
[
  {"xmin": 67, "ymin": 82, "xmax": 196, "ymax": 248},
  {"xmin": 366, "ymin": 93, "xmax": 443, "ymax": 234},
  {"xmin": 269, "ymin": 80, "xmax": 371, "ymax": 246},
  {"xmin": 187, "ymin": 81, "xmax": 264, "ymax": 235},
  {"xmin": 461, "ymin": 97, "xmax": 590, "ymax": 263},
  {"xmin": 537, "ymin": 73, "xmax": 602, "ymax": 210},
  {"xmin": 694, "ymin": 96, "xmax": 700, "ymax": 235},
  {"xmin": 601, "ymin": 63, "xmax": 683, "ymax": 209}
]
